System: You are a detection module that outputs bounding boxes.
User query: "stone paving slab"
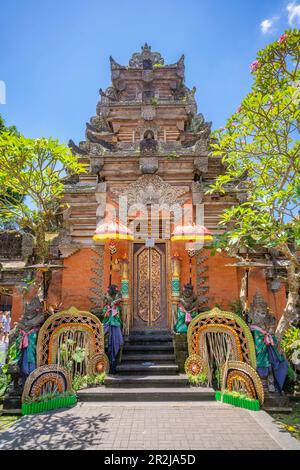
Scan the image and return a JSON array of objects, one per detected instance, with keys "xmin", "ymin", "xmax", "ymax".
[{"xmin": 0, "ymin": 401, "xmax": 299, "ymax": 450}]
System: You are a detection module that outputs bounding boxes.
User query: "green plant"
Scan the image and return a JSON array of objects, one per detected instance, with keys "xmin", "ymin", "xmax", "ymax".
[
  {"xmin": 72, "ymin": 373, "xmax": 106, "ymax": 391},
  {"xmin": 58, "ymin": 340, "xmax": 87, "ymax": 375},
  {"xmin": 1, "ymin": 341, "xmax": 17, "ymax": 375},
  {"xmin": 87, "ymin": 373, "xmax": 106, "ymax": 386},
  {"xmin": 150, "ymin": 97, "xmax": 159, "ymax": 107},
  {"xmin": 153, "ymin": 63, "xmax": 164, "ymax": 68},
  {"xmin": 271, "ymin": 403, "xmax": 300, "ymax": 441},
  {"xmin": 71, "ymin": 347, "xmax": 86, "ymax": 363},
  {"xmin": 0, "ymin": 132, "xmax": 86, "ymax": 261},
  {"xmin": 72, "ymin": 374, "xmax": 87, "ymax": 391},
  {"xmin": 228, "ymin": 299, "xmax": 243, "ymax": 317},
  {"xmin": 214, "ymin": 367, "xmax": 221, "ymax": 388},
  {"xmin": 187, "ymin": 372, "xmax": 207, "ymax": 386},
  {"xmin": 167, "ymin": 151, "xmax": 180, "ymax": 160},
  {"xmin": 209, "ymin": 29, "xmax": 300, "ymax": 340},
  {"xmin": 0, "ymin": 373, "xmax": 10, "ymax": 397},
  {"xmin": 283, "ymin": 365, "xmax": 297, "ymax": 393},
  {"xmin": 281, "ymin": 326, "xmax": 300, "ymax": 361}
]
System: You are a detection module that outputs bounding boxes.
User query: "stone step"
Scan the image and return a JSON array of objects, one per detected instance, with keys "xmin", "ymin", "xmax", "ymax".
[
  {"xmin": 123, "ymin": 343, "xmax": 174, "ymax": 352},
  {"xmin": 121, "ymin": 354, "xmax": 176, "ymax": 362},
  {"xmin": 116, "ymin": 363, "xmax": 178, "ymax": 375},
  {"xmin": 77, "ymin": 386, "xmax": 215, "ymax": 402},
  {"xmin": 105, "ymin": 374, "xmax": 188, "ymax": 388},
  {"xmin": 125, "ymin": 336, "xmax": 173, "ymax": 345},
  {"xmin": 129, "ymin": 330, "xmax": 171, "ymax": 336}
]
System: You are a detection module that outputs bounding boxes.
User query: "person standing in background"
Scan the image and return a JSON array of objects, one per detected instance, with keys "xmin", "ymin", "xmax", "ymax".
[
  {"xmin": 3, "ymin": 311, "xmax": 11, "ymax": 343},
  {"xmin": 0, "ymin": 311, "xmax": 5, "ymax": 342}
]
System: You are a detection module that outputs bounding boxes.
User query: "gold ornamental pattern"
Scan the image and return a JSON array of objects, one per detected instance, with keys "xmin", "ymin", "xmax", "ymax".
[
  {"xmin": 150, "ymin": 248, "xmax": 161, "ymax": 324},
  {"xmin": 137, "ymin": 248, "xmax": 150, "ymax": 323}
]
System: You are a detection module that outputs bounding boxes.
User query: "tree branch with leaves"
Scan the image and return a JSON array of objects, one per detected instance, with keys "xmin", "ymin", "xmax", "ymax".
[
  {"xmin": 209, "ymin": 29, "xmax": 300, "ymax": 340},
  {"xmin": 0, "ymin": 130, "xmax": 86, "ymax": 262}
]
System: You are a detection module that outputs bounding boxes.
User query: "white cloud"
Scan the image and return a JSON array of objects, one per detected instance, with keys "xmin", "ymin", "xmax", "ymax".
[
  {"xmin": 261, "ymin": 18, "xmax": 273, "ymax": 34},
  {"xmin": 287, "ymin": 2, "xmax": 300, "ymax": 26}
]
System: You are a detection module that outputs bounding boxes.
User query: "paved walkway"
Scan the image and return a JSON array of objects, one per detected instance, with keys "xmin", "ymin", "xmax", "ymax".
[{"xmin": 1, "ymin": 401, "xmax": 299, "ymax": 450}]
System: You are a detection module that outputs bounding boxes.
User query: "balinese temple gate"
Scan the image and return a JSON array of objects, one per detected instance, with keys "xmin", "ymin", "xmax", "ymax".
[
  {"xmin": 1, "ymin": 45, "xmax": 291, "ymax": 413},
  {"xmin": 47, "ymin": 44, "xmax": 285, "ymax": 330}
]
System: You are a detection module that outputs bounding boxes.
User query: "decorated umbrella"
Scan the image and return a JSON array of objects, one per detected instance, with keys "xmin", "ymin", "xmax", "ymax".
[
  {"xmin": 93, "ymin": 220, "xmax": 133, "ymax": 284},
  {"xmin": 171, "ymin": 223, "xmax": 213, "ymax": 284},
  {"xmin": 225, "ymin": 258, "xmax": 273, "ymax": 319}
]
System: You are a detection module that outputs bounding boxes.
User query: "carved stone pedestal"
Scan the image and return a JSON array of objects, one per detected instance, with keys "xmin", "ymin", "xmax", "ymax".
[
  {"xmin": 2, "ymin": 394, "xmax": 22, "ymax": 415},
  {"xmin": 173, "ymin": 333, "xmax": 188, "ymax": 373}
]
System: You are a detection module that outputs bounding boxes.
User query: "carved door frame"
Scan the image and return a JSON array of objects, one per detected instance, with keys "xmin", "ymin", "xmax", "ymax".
[{"xmin": 131, "ymin": 240, "xmax": 171, "ymax": 330}]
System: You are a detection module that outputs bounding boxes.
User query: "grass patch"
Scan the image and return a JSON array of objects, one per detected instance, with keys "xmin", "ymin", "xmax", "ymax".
[
  {"xmin": 0, "ymin": 405, "xmax": 21, "ymax": 432},
  {"xmin": 270, "ymin": 403, "xmax": 300, "ymax": 441}
]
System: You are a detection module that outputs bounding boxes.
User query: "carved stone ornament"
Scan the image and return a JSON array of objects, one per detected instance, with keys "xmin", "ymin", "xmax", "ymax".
[
  {"xmin": 53, "ymin": 230, "xmax": 81, "ymax": 259},
  {"xmin": 139, "ymin": 157, "xmax": 158, "ymax": 174},
  {"xmin": 112, "ymin": 175, "xmax": 189, "ymax": 206},
  {"xmin": 191, "ymin": 182, "xmax": 203, "ymax": 204},
  {"xmin": 129, "ymin": 43, "xmax": 165, "ymax": 68},
  {"xmin": 109, "ymin": 56, "xmax": 125, "ymax": 70},
  {"xmin": 141, "ymin": 105, "xmax": 156, "ymax": 121},
  {"xmin": 90, "ymin": 115, "xmax": 111, "ymax": 133},
  {"xmin": 140, "ymin": 137, "xmax": 158, "ymax": 155},
  {"xmin": 194, "ymin": 157, "xmax": 209, "ymax": 173},
  {"xmin": 90, "ymin": 157, "xmax": 104, "ymax": 174},
  {"xmin": 142, "ymin": 70, "xmax": 154, "ymax": 83}
]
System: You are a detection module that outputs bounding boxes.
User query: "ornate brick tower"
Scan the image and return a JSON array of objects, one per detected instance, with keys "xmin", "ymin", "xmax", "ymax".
[{"xmin": 48, "ymin": 44, "xmax": 285, "ymax": 331}]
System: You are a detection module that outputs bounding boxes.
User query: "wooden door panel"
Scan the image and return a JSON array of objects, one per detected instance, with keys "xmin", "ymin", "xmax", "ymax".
[
  {"xmin": 133, "ymin": 243, "xmax": 167, "ymax": 329},
  {"xmin": 136, "ymin": 247, "xmax": 150, "ymax": 323}
]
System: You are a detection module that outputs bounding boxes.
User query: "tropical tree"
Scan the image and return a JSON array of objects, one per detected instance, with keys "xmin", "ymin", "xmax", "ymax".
[
  {"xmin": 209, "ymin": 29, "xmax": 300, "ymax": 340},
  {"xmin": 0, "ymin": 114, "xmax": 23, "ymax": 229},
  {"xmin": 0, "ymin": 114, "xmax": 18, "ymax": 136},
  {"xmin": 0, "ymin": 131, "xmax": 86, "ymax": 262}
]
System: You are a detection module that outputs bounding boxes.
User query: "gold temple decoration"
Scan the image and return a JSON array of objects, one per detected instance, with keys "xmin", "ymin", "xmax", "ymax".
[
  {"xmin": 171, "ymin": 223, "xmax": 213, "ymax": 283},
  {"xmin": 93, "ymin": 220, "xmax": 133, "ymax": 284}
]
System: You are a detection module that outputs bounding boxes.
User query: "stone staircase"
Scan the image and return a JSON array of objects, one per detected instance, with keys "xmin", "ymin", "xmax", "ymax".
[{"xmin": 77, "ymin": 329, "xmax": 215, "ymax": 402}]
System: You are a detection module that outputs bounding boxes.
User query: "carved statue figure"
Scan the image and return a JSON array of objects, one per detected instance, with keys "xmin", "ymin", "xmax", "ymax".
[
  {"xmin": 140, "ymin": 130, "xmax": 158, "ymax": 155},
  {"xmin": 188, "ymin": 113, "xmax": 205, "ymax": 133},
  {"xmin": 174, "ymin": 284, "xmax": 199, "ymax": 334},
  {"xmin": 15, "ymin": 296, "xmax": 44, "ymax": 385},
  {"xmin": 102, "ymin": 284, "xmax": 124, "ymax": 373},
  {"xmin": 5, "ymin": 295, "xmax": 44, "ymax": 400},
  {"xmin": 249, "ymin": 290, "xmax": 288, "ymax": 393}
]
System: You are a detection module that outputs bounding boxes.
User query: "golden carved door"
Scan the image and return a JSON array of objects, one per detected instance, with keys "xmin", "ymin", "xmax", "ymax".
[{"xmin": 133, "ymin": 243, "xmax": 167, "ymax": 329}]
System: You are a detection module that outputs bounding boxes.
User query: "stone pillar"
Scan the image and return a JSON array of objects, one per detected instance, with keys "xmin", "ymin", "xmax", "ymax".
[
  {"xmin": 171, "ymin": 255, "xmax": 181, "ymax": 329},
  {"xmin": 121, "ymin": 257, "xmax": 130, "ymax": 336}
]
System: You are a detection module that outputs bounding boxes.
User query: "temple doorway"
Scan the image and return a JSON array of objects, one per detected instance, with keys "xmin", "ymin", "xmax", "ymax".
[{"xmin": 133, "ymin": 242, "xmax": 167, "ymax": 330}]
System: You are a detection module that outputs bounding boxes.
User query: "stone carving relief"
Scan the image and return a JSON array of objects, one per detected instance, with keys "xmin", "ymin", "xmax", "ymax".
[
  {"xmin": 111, "ymin": 175, "xmax": 189, "ymax": 206},
  {"xmin": 184, "ymin": 86, "xmax": 197, "ymax": 115},
  {"xmin": 141, "ymin": 105, "xmax": 156, "ymax": 121},
  {"xmin": 138, "ymin": 124, "xmax": 159, "ymax": 141},
  {"xmin": 139, "ymin": 157, "xmax": 158, "ymax": 174},
  {"xmin": 194, "ymin": 157, "xmax": 209, "ymax": 173},
  {"xmin": 129, "ymin": 43, "xmax": 165, "ymax": 68},
  {"xmin": 90, "ymin": 157, "xmax": 104, "ymax": 174},
  {"xmin": 142, "ymin": 70, "xmax": 154, "ymax": 83},
  {"xmin": 89, "ymin": 115, "xmax": 111, "ymax": 133},
  {"xmin": 191, "ymin": 182, "xmax": 203, "ymax": 204},
  {"xmin": 95, "ymin": 185, "xmax": 107, "ymax": 224}
]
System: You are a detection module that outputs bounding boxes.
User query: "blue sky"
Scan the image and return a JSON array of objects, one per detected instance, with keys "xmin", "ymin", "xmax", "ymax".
[{"xmin": 0, "ymin": 0, "xmax": 299, "ymax": 144}]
